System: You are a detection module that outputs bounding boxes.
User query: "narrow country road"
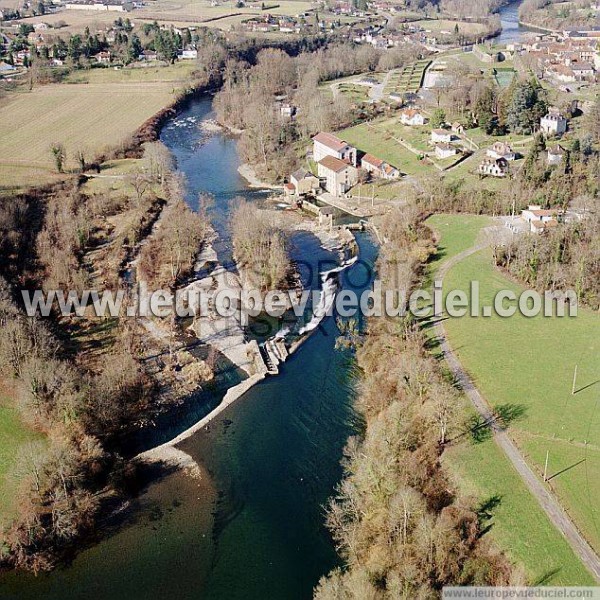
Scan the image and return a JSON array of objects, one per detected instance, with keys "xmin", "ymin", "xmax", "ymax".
[
  {"xmin": 433, "ymin": 240, "xmax": 600, "ymax": 583},
  {"xmin": 369, "ymin": 69, "xmax": 393, "ymax": 103}
]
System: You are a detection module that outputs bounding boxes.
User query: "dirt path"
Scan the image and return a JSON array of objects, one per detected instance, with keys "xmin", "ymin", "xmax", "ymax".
[
  {"xmin": 433, "ymin": 240, "xmax": 600, "ymax": 583},
  {"xmin": 369, "ymin": 69, "xmax": 393, "ymax": 103}
]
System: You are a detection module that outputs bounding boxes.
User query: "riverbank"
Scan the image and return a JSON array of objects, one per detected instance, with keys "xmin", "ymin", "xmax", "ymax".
[
  {"xmin": 517, "ymin": 19, "xmax": 558, "ymax": 33},
  {"xmin": 0, "ymin": 89, "xmax": 378, "ymax": 597},
  {"xmin": 238, "ymin": 163, "xmax": 282, "ymax": 190}
]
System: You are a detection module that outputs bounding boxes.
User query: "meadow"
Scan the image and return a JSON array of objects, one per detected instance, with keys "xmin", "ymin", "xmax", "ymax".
[
  {"xmin": 426, "ymin": 214, "xmax": 599, "ymax": 585},
  {"xmin": 0, "ymin": 64, "xmax": 194, "ymax": 192},
  {"xmin": 413, "ymin": 18, "xmax": 488, "ymax": 36},
  {"xmin": 0, "ymin": 393, "xmax": 43, "ymax": 525},
  {"xmin": 339, "ymin": 116, "xmax": 471, "ymax": 179}
]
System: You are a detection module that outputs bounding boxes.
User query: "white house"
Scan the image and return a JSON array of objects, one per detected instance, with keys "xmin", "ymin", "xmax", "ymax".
[
  {"xmin": 571, "ymin": 62, "xmax": 595, "ymax": 80},
  {"xmin": 400, "ymin": 108, "xmax": 426, "ymax": 126},
  {"xmin": 478, "ymin": 157, "xmax": 508, "ymax": 177},
  {"xmin": 318, "ymin": 156, "xmax": 358, "ymax": 196},
  {"xmin": 313, "ymin": 132, "xmax": 357, "ymax": 166},
  {"xmin": 435, "ymin": 143, "xmax": 458, "ymax": 160},
  {"xmin": 280, "ymin": 103, "xmax": 296, "ymax": 119},
  {"xmin": 431, "ymin": 129, "xmax": 452, "ymax": 144},
  {"xmin": 361, "ymin": 154, "xmax": 400, "ymax": 179},
  {"xmin": 547, "ymin": 145, "xmax": 565, "ymax": 165},
  {"xmin": 521, "ymin": 205, "xmax": 563, "ymax": 223},
  {"xmin": 540, "ymin": 108, "xmax": 567, "ymax": 136},
  {"xmin": 548, "ymin": 64, "xmax": 577, "ymax": 83},
  {"xmin": 487, "ymin": 141, "xmax": 515, "ymax": 161},
  {"xmin": 529, "ymin": 219, "xmax": 559, "ymax": 233},
  {"xmin": 94, "ymin": 51, "xmax": 111, "ymax": 64},
  {"xmin": 521, "ymin": 205, "xmax": 564, "ymax": 232}
]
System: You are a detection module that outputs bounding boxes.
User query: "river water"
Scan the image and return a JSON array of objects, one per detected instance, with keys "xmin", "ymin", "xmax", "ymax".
[
  {"xmin": 496, "ymin": 0, "xmax": 535, "ymax": 45},
  {"xmin": 0, "ymin": 97, "xmax": 376, "ymax": 600}
]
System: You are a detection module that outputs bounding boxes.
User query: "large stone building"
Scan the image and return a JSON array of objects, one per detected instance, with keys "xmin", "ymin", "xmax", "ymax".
[
  {"xmin": 313, "ymin": 132, "xmax": 357, "ymax": 166},
  {"xmin": 540, "ymin": 108, "xmax": 568, "ymax": 136},
  {"xmin": 317, "ymin": 155, "xmax": 358, "ymax": 196}
]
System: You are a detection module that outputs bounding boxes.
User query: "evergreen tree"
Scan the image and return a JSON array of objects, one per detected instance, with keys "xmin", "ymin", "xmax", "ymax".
[
  {"xmin": 128, "ymin": 33, "xmax": 143, "ymax": 63},
  {"xmin": 505, "ymin": 79, "xmax": 547, "ymax": 135}
]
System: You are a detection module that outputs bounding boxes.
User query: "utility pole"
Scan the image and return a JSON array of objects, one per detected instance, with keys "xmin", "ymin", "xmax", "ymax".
[
  {"xmin": 572, "ymin": 364, "xmax": 578, "ymax": 395},
  {"xmin": 543, "ymin": 449, "xmax": 550, "ymax": 482},
  {"xmin": 371, "ymin": 184, "xmax": 375, "ymax": 208}
]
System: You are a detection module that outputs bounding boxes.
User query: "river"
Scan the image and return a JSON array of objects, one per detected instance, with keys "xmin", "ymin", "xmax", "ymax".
[
  {"xmin": 496, "ymin": 0, "xmax": 536, "ymax": 45},
  {"xmin": 0, "ymin": 96, "xmax": 377, "ymax": 600}
]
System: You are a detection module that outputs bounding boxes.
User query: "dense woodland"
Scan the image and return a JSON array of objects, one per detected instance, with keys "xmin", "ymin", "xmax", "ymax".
[
  {"xmin": 495, "ymin": 213, "xmax": 600, "ymax": 310},
  {"xmin": 519, "ymin": 0, "xmax": 599, "ymax": 29},
  {"xmin": 0, "ymin": 274, "xmax": 152, "ymax": 572},
  {"xmin": 231, "ymin": 200, "xmax": 291, "ymax": 292}
]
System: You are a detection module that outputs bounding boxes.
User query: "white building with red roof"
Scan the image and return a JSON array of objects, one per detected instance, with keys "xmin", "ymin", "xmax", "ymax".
[
  {"xmin": 313, "ymin": 132, "xmax": 357, "ymax": 166},
  {"xmin": 361, "ymin": 154, "xmax": 400, "ymax": 179},
  {"xmin": 521, "ymin": 205, "xmax": 564, "ymax": 232},
  {"xmin": 400, "ymin": 108, "xmax": 426, "ymax": 126}
]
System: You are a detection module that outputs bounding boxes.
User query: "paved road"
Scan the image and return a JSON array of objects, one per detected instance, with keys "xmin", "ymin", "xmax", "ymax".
[{"xmin": 433, "ymin": 240, "xmax": 600, "ymax": 583}]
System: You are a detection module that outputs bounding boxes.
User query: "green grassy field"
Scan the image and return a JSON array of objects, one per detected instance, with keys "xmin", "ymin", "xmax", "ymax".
[
  {"xmin": 338, "ymin": 116, "xmax": 472, "ymax": 177},
  {"xmin": 340, "ymin": 120, "xmax": 432, "ymax": 176},
  {"xmin": 336, "ymin": 83, "xmax": 371, "ymax": 104},
  {"xmin": 425, "ymin": 214, "xmax": 599, "ymax": 585},
  {"xmin": 413, "ymin": 18, "xmax": 488, "ymax": 35},
  {"xmin": 0, "ymin": 396, "xmax": 43, "ymax": 524}
]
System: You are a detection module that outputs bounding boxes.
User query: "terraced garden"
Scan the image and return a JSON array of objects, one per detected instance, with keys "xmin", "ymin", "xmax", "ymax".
[{"xmin": 384, "ymin": 59, "xmax": 431, "ymax": 96}]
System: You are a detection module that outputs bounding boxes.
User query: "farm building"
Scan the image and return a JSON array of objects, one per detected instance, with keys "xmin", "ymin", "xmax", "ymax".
[
  {"xmin": 431, "ymin": 128, "xmax": 452, "ymax": 144},
  {"xmin": 547, "ymin": 145, "xmax": 565, "ymax": 165},
  {"xmin": 400, "ymin": 108, "xmax": 426, "ymax": 126},
  {"xmin": 361, "ymin": 154, "xmax": 400, "ymax": 179},
  {"xmin": 290, "ymin": 168, "xmax": 319, "ymax": 195},
  {"xmin": 521, "ymin": 205, "xmax": 565, "ymax": 233},
  {"xmin": 487, "ymin": 141, "xmax": 516, "ymax": 161},
  {"xmin": 435, "ymin": 143, "xmax": 458, "ymax": 160}
]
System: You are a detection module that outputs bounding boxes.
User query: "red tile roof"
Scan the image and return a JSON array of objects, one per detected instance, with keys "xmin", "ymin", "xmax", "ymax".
[
  {"xmin": 313, "ymin": 132, "xmax": 348, "ymax": 152},
  {"xmin": 319, "ymin": 155, "xmax": 351, "ymax": 173},
  {"xmin": 362, "ymin": 153, "xmax": 384, "ymax": 168}
]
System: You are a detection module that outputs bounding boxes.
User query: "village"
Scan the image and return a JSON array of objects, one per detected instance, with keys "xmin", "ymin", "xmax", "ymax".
[{"xmin": 283, "ymin": 115, "xmax": 586, "ymax": 235}]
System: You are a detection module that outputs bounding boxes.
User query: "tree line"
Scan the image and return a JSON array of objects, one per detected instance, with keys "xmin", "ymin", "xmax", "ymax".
[{"xmin": 0, "ymin": 137, "xmax": 209, "ymax": 570}]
